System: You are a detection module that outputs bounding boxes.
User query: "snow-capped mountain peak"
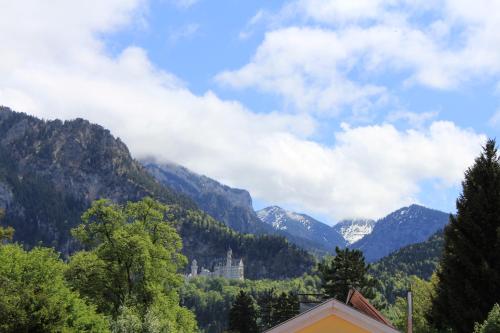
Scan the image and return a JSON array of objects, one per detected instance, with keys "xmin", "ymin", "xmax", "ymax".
[
  {"xmin": 332, "ymin": 219, "xmax": 376, "ymax": 244},
  {"xmin": 257, "ymin": 206, "xmax": 346, "ymax": 251}
]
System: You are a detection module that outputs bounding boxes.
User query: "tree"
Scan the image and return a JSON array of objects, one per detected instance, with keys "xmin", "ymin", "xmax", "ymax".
[
  {"xmin": 228, "ymin": 290, "xmax": 258, "ymax": 333},
  {"xmin": 0, "ymin": 244, "xmax": 109, "ymax": 332},
  {"xmin": 430, "ymin": 139, "xmax": 500, "ymax": 333},
  {"xmin": 319, "ymin": 247, "xmax": 378, "ymax": 301},
  {"xmin": 271, "ymin": 292, "xmax": 300, "ymax": 326},
  {"xmin": 66, "ymin": 197, "xmax": 197, "ymax": 332},
  {"xmin": 0, "ymin": 208, "xmax": 14, "ymax": 244},
  {"xmin": 257, "ymin": 289, "xmax": 275, "ymax": 331},
  {"xmin": 386, "ymin": 275, "xmax": 438, "ymax": 333},
  {"xmin": 474, "ymin": 304, "xmax": 500, "ymax": 333}
]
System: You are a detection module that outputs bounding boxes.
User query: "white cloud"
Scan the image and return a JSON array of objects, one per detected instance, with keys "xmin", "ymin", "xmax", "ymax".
[
  {"xmin": 0, "ymin": 0, "xmax": 486, "ymax": 221},
  {"xmin": 217, "ymin": 27, "xmax": 390, "ymax": 115},
  {"xmin": 222, "ymin": 0, "xmax": 500, "ymax": 114}
]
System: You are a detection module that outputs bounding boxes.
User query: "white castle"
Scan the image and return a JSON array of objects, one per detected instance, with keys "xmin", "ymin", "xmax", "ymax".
[{"xmin": 188, "ymin": 248, "xmax": 244, "ymax": 280}]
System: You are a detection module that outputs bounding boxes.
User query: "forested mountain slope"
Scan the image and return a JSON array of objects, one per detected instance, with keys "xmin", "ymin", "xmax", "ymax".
[
  {"xmin": 0, "ymin": 107, "xmax": 314, "ymax": 278},
  {"xmin": 370, "ymin": 230, "xmax": 444, "ymax": 302},
  {"xmin": 144, "ymin": 161, "xmax": 271, "ymax": 234},
  {"xmin": 145, "ymin": 162, "xmax": 339, "ymax": 255}
]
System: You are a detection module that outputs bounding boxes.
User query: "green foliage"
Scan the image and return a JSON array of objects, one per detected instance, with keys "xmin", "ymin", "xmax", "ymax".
[
  {"xmin": 0, "ymin": 244, "xmax": 109, "ymax": 332},
  {"xmin": 431, "ymin": 139, "xmax": 500, "ymax": 333},
  {"xmin": 271, "ymin": 292, "xmax": 300, "ymax": 327},
  {"xmin": 228, "ymin": 290, "xmax": 258, "ymax": 333},
  {"xmin": 319, "ymin": 247, "xmax": 378, "ymax": 301},
  {"xmin": 0, "ymin": 224, "xmax": 14, "ymax": 243},
  {"xmin": 474, "ymin": 304, "xmax": 500, "ymax": 333},
  {"xmin": 180, "ymin": 274, "xmax": 321, "ymax": 332},
  {"xmin": 67, "ymin": 197, "xmax": 197, "ymax": 332},
  {"xmin": 169, "ymin": 208, "xmax": 315, "ymax": 279},
  {"xmin": 370, "ymin": 230, "xmax": 444, "ymax": 303},
  {"xmin": 383, "ymin": 275, "xmax": 438, "ymax": 333}
]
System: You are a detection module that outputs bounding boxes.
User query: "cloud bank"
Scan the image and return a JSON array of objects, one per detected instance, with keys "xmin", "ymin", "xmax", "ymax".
[{"xmin": 0, "ymin": 0, "xmax": 487, "ymax": 221}]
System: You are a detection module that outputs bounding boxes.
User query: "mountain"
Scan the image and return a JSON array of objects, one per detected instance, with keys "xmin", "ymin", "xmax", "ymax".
[
  {"xmin": 143, "ymin": 161, "xmax": 270, "ymax": 234},
  {"xmin": 257, "ymin": 206, "xmax": 347, "ymax": 251},
  {"xmin": 144, "ymin": 162, "xmax": 340, "ymax": 255},
  {"xmin": 370, "ymin": 230, "xmax": 444, "ymax": 302},
  {"xmin": 351, "ymin": 204, "xmax": 449, "ymax": 262},
  {"xmin": 0, "ymin": 106, "xmax": 314, "ymax": 279},
  {"xmin": 332, "ymin": 219, "xmax": 376, "ymax": 245}
]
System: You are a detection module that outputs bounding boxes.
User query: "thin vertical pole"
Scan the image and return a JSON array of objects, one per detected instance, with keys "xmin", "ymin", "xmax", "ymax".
[{"xmin": 407, "ymin": 291, "xmax": 413, "ymax": 333}]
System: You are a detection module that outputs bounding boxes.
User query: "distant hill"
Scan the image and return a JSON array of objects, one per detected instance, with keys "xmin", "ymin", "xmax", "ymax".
[
  {"xmin": 332, "ymin": 219, "xmax": 376, "ymax": 244},
  {"xmin": 351, "ymin": 204, "xmax": 449, "ymax": 262},
  {"xmin": 0, "ymin": 106, "xmax": 314, "ymax": 279},
  {"xmin": 257, "ymin": 206, "xmax": 347, "ymax": 251},
  {"xmin": 370, "ymin": 230, "xmax": 444, "ymax": 302}
]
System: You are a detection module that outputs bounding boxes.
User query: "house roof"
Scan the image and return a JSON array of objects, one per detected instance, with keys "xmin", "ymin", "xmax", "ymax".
[
  {"xmin": 346, "ymin": 289, "xmax": 395, "ymax": 328},
  {"xmin": 265, "ymin": 289, "xmax": 399, "ymax": 333}
]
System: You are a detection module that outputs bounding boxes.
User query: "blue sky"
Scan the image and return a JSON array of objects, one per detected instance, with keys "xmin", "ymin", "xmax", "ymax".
[{"xmin": 1, "ymin": 0, "xmax": 499, "ymax": 223}]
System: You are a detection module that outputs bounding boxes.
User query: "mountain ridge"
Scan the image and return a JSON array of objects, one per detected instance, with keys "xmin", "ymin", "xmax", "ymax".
[
  {"xmin": 257, "ymin": 206, "xmax": 347, "ymax": 251},
  {"xmin": 0, "ymin": 106, "xmax": 314, "ymax": 279},
  {"xmin": 351, "ymin": 204, "xmax": 449, "ymax": 262}
]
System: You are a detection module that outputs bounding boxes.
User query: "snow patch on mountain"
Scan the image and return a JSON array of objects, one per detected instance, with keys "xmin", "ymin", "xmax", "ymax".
[{"xmin": 333, "ymin": 219, "xmax": 376, "ymax": 244}]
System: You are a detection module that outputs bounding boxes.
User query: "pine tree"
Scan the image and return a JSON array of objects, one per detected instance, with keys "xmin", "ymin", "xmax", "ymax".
[
  {"xmin": 319, "ymin": 247, "xmax": 377, "ymax": 301},
  {"xmin": 285, "ymin": 292, "xmax": 300, "ymax": 320},
  {"xmin": 430, "ymin": 139, "xmax": 500, "ymax": 333},
  {"xmin": 272, "ymin": 292, "xmax": 290, "ymax": 326},
  {"xmin": 228, "ymin": 290, "xmax": 258, "ymax": 333},
  {"xmin": 257, "ymin": 289, "xmax": 275, "ymax": 331}
]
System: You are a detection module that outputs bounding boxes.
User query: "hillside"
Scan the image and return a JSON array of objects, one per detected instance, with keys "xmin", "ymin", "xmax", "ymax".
[
  {"xmin": 0, "ymin": 107, "xmax": 314, "ymax": 278},
  {"xmin": 351, "ymin": 204, "xmax": 449, "ymax": 262},
  {"xmin": 370, "ymin": 230, "xmax": 444, "ymax": 302}
]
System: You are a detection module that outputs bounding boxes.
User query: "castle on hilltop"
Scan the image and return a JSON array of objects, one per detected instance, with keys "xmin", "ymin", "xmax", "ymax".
[{"xmin": 187, "ymin": 248, "xmax": 244, "ymax": 280}]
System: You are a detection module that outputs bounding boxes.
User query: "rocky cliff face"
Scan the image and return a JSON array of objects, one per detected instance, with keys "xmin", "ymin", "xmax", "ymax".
[
  {"xmin": 144, "ymin": 161, "xmax": 271, "ymax": 234},
  {"xmin": 0, "ymin": 106, "xmax": 192, "ymax": 251},
  {"xmin": 0, "ymin": 107, "xmax": 314, "ymax": 278}
]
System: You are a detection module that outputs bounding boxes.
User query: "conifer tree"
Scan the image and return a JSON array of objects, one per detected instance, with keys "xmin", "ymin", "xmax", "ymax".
[
  {"xmin": 319, "ymin": 247, "xmax": 377, "ymax": 301},
  {"xmin": 271, "ymin": 292, "xmax": 289, "ymax": 326},
  {"xmin": 257, "ymin": 289, "xmax": 275, "ymax": 331},
  {"xmin": 430, "ymin": 139, "xmax": 500, "ymax": 333},
  {"xmin": 474, "ymin": 304, "xmax": 500, "ymax": 333},
  {"xmin": 228, "ymin": 290, "xmax": 258, "ymax": 333}
]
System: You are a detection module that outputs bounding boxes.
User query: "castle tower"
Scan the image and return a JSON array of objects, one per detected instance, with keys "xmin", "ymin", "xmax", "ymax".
[
  {"xmin": 238, "ymin": 258, "xmax": 244, "ymax": 280},
  {"xmin": 226, "ymin": 248, "xmax": 232, "ymax": 267},
  {"xmin": 191, "ymin": 259, "xmax": 198, "ymax": 277}
]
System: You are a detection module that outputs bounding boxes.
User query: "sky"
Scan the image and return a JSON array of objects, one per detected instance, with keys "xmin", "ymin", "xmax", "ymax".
[{"xmin": 0, "ymin": 0, "xmax": 499, "ymax": 224}]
